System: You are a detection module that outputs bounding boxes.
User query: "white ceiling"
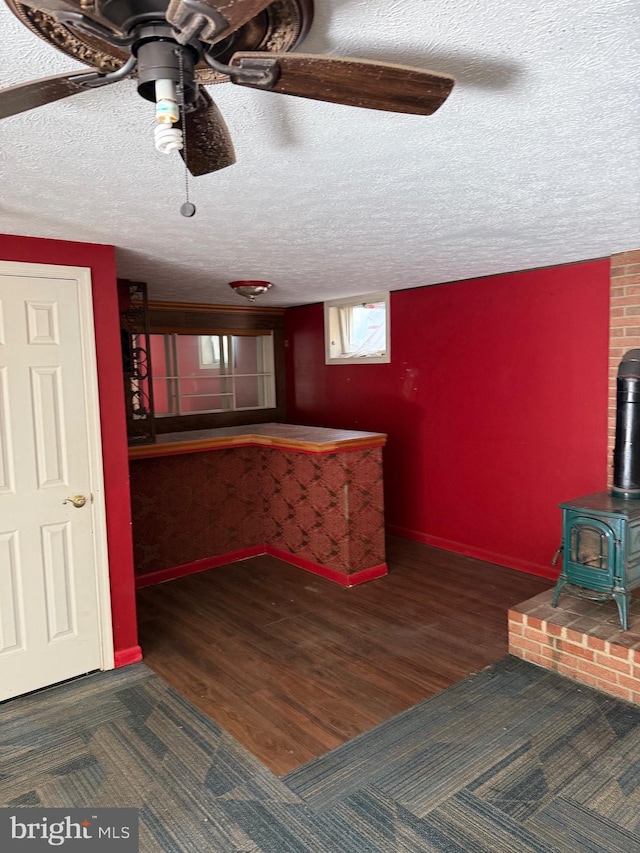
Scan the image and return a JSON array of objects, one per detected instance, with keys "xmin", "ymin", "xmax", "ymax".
[{"xmin": 1, "ymin": 1, "xmax": 638, "ymax": 307}]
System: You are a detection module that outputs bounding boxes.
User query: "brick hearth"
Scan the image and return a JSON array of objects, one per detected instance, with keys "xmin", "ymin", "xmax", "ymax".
[{"xmin": 509, "ymin": 588, "xmax": 640, "ymax": 704}]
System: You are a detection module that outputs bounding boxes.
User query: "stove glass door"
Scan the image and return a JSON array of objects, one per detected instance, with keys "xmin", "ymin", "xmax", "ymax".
[{"xmin": 570, "ymin": 524, "xmax": 609, "ymax": 571}]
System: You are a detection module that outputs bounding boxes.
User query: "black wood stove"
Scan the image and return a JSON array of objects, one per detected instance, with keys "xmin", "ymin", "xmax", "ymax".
[{"xmin": 552, "ymin": 350, "xmax": 640, "ymax": 630}]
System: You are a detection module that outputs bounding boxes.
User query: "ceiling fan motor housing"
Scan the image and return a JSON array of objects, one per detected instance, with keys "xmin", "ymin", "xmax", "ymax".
[
  {"xmin": 97, "ymin": 0, "xmax": 170, "ymax": 33},
  {"xmin": 134, "ymin": 25, "xmax": 200, "ymax": 104}
]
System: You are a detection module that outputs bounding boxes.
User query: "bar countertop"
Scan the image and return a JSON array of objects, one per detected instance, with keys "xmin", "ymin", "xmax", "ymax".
[{"xmin": 128, "ymin": 423, "xmax": 387, "ymax": 459}]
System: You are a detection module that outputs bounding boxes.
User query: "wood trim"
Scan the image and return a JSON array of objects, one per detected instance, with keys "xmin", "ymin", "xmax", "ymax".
[
  {"xmin": 113, "ymin": 645, "xmax": 143, "ymax": 667},
  {"xmin": 77, "ymin": 265, "xmax": 116, "ymax": 671},
  {"xmin": 134, "ymin": 546, "xmax": 387, "ymax": 588},
  {"xmin": 148, "ymin": 327, "xmax": 271, "ymax": 336},
  {"xmin": 147, "ymin": 311, "xmax": 283, "ymax": 333},
  {"xmin": 146, "ymin": 304, "xmax": 284, "ymax": 335},
  {"xmin": 386, "ymin": 524, "xmax": 558, "ymax": 580},
  {"xmin": 135, "ymin": 547, "xmax": 266, "ymax": 587},
  {"xmin": 266, "ymin": 546, "xmax": 388, "ymax": 586},
  {"xmin": 152, "ymin": 408, "xmax": 287, "ymax": 434},
  {"xmin": 128, "ymin": 431, "xmax": 386, "ymax": 458},
  {"xmin": 148, "ymin": 300, "xmax": 285, "ymax": 316}
]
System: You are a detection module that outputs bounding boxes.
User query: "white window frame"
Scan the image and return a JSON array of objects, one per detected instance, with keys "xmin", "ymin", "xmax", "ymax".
[
  {"xmin": 324, "ymin": 291, "xmax": 390, "ymax": 365},
  {"xmin": 198, "ymin": 334, "xmax": 224, "ymax": 368},
  {"xmin": 148, "ymin": 332, "xmax": 276, "ymax": 416}
]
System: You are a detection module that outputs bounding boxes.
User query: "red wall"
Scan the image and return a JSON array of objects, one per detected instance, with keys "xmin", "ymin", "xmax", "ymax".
[
  {"xmin": 285, "ymin": 260, "xmax": 611, "ymax": 577},
  {"xmin": 0, "ymin": 234, "xmax": 140, "ymax": 665}
]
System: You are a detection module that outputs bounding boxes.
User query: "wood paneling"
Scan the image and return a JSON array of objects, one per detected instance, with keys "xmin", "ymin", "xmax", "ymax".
[
  {"xmin": 147, "ymin": 300, "xmax": 285, "ymax": 333},
  {"xmin": 137, "ymin": 536, "xmax": 550, "ymax": 775}
]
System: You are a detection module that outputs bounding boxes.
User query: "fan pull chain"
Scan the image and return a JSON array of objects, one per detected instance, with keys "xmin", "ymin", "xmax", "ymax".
[{"xmin": 177, "ymin": 48, "xmax": 196, "ymax": 218}]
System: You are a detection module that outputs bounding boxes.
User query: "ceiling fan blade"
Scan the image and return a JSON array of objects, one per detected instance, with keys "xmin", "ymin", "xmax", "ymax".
[
  {"xmin": 166, "ymin": 0, "xmax": 274, "ymax": 45},
  {"xmin": 0, "ymin": 71, "xmax": 99, "ymax": 120},
  {"xmin": 180, "ymin": 90, "xmax": 236, "ymax": 176},
  {"xmin": 229, "ymin": 53, "xmax": 455, "ymax": 116}
]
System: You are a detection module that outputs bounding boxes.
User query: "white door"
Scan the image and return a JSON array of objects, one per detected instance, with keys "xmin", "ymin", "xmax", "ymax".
[{"xmin": 0, "ymin": 262, "xmax": 113, "ymax": 701}]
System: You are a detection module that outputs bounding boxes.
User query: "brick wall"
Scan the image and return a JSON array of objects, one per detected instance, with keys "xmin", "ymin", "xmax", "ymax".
[
  {"xmin": 608, "ymin": 249, "xmax": 640, "ymax": 486},
  {"xmin": 509, "ymin": 589, "xmax": 640, "ymax": 704}
]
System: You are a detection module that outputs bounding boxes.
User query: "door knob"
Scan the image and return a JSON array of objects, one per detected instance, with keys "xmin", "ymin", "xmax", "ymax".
[{"xmin": 63, "ymin": 495, "xmax": 87, "ymax": 508}]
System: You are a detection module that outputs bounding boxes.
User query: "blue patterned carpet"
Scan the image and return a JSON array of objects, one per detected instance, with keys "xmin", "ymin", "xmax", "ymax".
[{"xmin": 1, "ymin": 656, "xmax": 639, "ymax": 851}]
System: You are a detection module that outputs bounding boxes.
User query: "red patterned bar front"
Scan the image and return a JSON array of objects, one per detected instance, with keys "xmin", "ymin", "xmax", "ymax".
[{"xmin": 129, "ymin": 425, "xmax": 387, "ymax": 584}]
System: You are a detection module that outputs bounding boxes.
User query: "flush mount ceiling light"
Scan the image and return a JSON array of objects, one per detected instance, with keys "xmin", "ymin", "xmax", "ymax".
[{"xmin": 229, "ymin": 280, "xmax": 273, "ymax": 302}]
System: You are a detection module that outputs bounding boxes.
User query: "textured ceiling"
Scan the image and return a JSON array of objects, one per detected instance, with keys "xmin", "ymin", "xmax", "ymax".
[{"xmin": 1, "ymin": 1, "xmax": 638, "ymax": 307}]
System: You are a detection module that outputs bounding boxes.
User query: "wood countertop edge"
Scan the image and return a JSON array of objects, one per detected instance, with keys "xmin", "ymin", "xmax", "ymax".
[{"xmin": 128, "ymin": 433, "xmax": 387, "ymax": 459}]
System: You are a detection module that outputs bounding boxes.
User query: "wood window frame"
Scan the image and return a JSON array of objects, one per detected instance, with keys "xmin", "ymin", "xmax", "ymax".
[{"xmin": 145, "ymin": 301, "xmax": 287, "ymax": 433}]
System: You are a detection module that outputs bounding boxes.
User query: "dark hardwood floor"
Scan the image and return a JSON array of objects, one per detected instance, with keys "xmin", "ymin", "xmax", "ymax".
[{"xmin": 136, "ymin": 537, "xmax": 551, "ymax": 775}]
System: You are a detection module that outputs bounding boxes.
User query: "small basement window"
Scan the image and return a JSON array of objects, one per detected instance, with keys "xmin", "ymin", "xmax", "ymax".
[{"xmin": 324, "ymin": 291, "xmax": 390, "ymax": 365}]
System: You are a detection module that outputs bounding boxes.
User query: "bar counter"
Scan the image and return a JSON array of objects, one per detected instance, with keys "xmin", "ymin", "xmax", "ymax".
[
  {"xmin": 129, "ymin": 424, "xmax": 388, "ymax": 588},
  {"xmin": 128, "ymin": 422, "xmax": 387, "ymax": 458}
]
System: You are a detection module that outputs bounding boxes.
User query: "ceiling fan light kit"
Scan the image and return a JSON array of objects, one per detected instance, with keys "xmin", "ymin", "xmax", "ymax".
[{"xmin": 1, "ymin": 0, "xmax": 455, "ymax": 176}]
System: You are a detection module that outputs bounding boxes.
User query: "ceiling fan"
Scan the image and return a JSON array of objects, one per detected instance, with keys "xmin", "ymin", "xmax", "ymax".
[{"xmin": 1, "ymin": 0, "xmax": 455, "ymax": 176}]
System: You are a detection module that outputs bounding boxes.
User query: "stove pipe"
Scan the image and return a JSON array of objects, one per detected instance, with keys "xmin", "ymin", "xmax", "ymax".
[{"xmin": 612, "ymin": 349, "xmax": 640, "ymax": 499}]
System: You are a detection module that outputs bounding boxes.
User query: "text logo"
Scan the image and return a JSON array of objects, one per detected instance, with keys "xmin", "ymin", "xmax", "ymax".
[{"xmin": 0, "ymin": 809, "xmax": 138, "ymax": 851}]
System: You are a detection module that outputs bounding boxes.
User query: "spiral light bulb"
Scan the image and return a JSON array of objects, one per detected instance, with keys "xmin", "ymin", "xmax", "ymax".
[{"xmin": 154, "ymin": 79, "xmax": 183, "ymax": 154}]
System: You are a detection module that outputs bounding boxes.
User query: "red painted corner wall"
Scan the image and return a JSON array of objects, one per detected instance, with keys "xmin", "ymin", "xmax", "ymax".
[
  {"xmin": 0, "ymin": 234, "xmax": 139, "ymax": 663},
  {"xmin": 285, "ymin": 260, "xmax": 611, "ymax": 577}
]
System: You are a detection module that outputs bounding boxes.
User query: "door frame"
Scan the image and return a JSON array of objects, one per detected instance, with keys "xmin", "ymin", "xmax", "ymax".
[{"xmin": 1, "ymin": 260, "xmax": 114, "ymax": 672}]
